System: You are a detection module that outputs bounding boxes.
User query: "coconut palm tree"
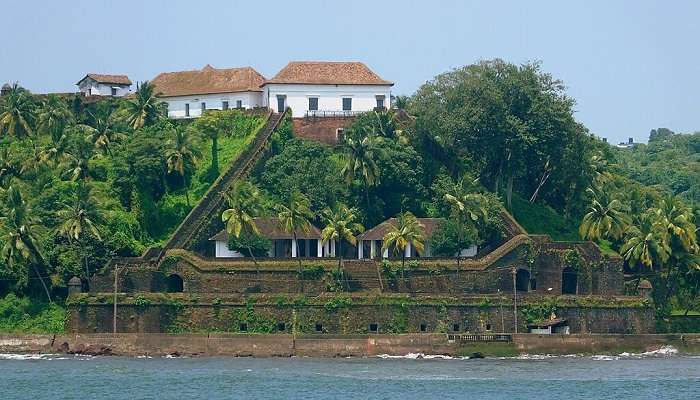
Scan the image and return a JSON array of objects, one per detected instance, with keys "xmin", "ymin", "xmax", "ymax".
[
  {"xmin": 124, "ymin": 81, "xmax": 163, "ymax": 130},
  {"xmin": 165, "ymin": 128, "xmax": 201, "ymax": 206},
  {"xmin": 443, "ymin": 176, "xmax": 489, "ymax": 272},
  {"xmin": 82, "ymin": 111, "xmax": 126, "ymax": 156},
  {"xmin": 653, "ymin": 195, "xmax": 698, "ymax": 253},
  {"xmin": 620, "ymin": 213, "xmax": 670, "ymax": 270},
  {"xmin": 56, "ymin": 182, "xmax": 103, "ymax": 285},
  {"xmin": 62, "ymin": 135, "xmax": 98, "ymax": 181},
  {"xmin": 0, "ymin": 83, "xmax": 36, "ymax": 139},
  {"xmin": 382, "ymin": 212, "xmax": 425, "ymax": 279},
  {"xmin": 222, "ymin": 181, "xmax": 265, "ymax": 268},
  {"xmin": 37, "ymin": 94, "xmax": 73, "ymax": 139},
  {"xmin": 276, "ymin": 192, "xmax": 314, "ymax": 291},
  {"xmin": 320, "ymin": 204, "xmax": 364, "ymax": 276},
  {"xmin": 0, "ymin": 146, "xmax": 21, "ymax": 188},
  {"xmin": 341, "ymin": 134, "xmax": 381, "ymax": 212},
  {"xmin": 0, "ymin": 186, "xmax": 51, "ymax": 301},
  {"xmin": 579, "ymin": 187, "xmax": 630, "ymax": 241}
]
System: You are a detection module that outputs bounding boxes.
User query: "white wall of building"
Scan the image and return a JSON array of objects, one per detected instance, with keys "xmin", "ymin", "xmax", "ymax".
[
  {"xmin": 162, "ymin": 91, "xmax": 263, "ymax": 119},
  {"xmin": 78, "ymin": 79, "xmax": 131, "ymax": 97},
  {"xmin": 262, "ymin": 84, "xmax": 392, "ymax": 117},
  {"xmin": 214, "ymin": 241, "xmax": 245, "ymax": 258}
]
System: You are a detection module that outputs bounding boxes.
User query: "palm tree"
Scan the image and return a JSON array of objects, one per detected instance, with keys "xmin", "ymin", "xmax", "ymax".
[
  {"xmin": 0, "ymin": 146, "xmax": 21, "ymax": 188},
  {"xmin": 62, "ymin": 135, "xmax": 98, "ymax": 181},
  {"xmin": 82, "ymin": 111, "xmax": 126, "ymax": 156},
  {"xmin": 166, "ymin": 128, "xmax": 201, "ymax": 206},
  {"xmin": 382, "ymin": 212, "xmax": 425, "ymax": 279},
  {"xmin": 124, "ymin": 81, "xmax": 163, "ymax": 130},
  {"xmin": 0, "ymin": 186, "xmax": 51, "ymax": 301},
  {"xmin": 620, "ymin": 213, "xmax": 670, "ymax": 270},
  {"xmin": 276, "ymin": 192, "xmax": 314, "ymax": 291},
  {"xmin": 320, "ymin": 204, "xmax": 364, "ymax": 284},
  {"xmin": 579, "ymin": 187, "xmax": 630, "ymax": 241},
  {"xmin": 222, "ymin": 181, "xmax": 265, "ymax": 268},
  {"xmin": 0, "ymin": 83, "xmax": 36, "ymax": 139},
  {"xmin": 37, "ymin": 94, "xmax": 73, "ymax": 139},
  {"xmin": 653, "ymin": 195, "xmax": 698, "ymax": 253},
  {"xmin": 57, "ymin": 182, "xmax": 103, "ymax": 285},
  {"xmin": 341, "ymin": 134, "xmax": 381, "ymax": 212},
  {"xmin": 444, "ymin": 176, "xmax": 489, "ymax": 272}
]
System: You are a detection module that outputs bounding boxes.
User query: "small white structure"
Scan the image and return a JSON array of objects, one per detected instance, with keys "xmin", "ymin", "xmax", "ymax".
[
  {"xmin": 527, "ymin": 318, "xmax": 570, "ymax": 334},
  {"xmin": 76, "ymin": 74, "xmax": 132, "ymax": 96},
  {"xmin": 151, "ymin": 65, "xmax": 266, "ymax": 119},
  {"xmin": 262, "ymin": 61, "xmax": 393, "ymax": 118},
  {"xmin": 209, "ymin": 218, "xmax": 330, "ymax": 258}
]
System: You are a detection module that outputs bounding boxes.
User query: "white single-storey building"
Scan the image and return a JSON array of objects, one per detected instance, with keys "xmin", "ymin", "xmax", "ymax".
[
  {"xmin": 261, "ymin": 61, "xmax": 393, "ymax": 118},
  {"xmin": 357, "ymin": 218, "xmax": 477, "ymax": 259},
  {"xmin": 151, "ymin": 65, "xmax": 266, "ymax": 119},
  {"xmin": 76, "ymin": 74, "xmax": 132, "ymax": 97},
  {"xmin": 210, "ymin": 218, "xmax": 339, "ymax": 258}
]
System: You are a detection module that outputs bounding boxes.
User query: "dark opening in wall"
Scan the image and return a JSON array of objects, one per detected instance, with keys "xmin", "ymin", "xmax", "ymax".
[
  {"xmin": 486, "ymin": 323, "xmax": 492, "ymax": 331},
  {"xmin": 277, "ymin": 322, "xmax": 286, "ymax": 332},
  {"xmin": 515, "ymin": 269, "xmax": 531, "ymax": 292},
  {"xmin": 166, "ymin": 274, "xmax": 184, "ymax": 293},
  {"xmin": 315, "ymin": 323, "xmax": 323, "ymax": 332},
  {"xmin": 452, "ymin": 323, "xmax": 460, "ymax": 332},
  {"xmin": 369, "ymin": 323, "xmax": 378, "ymax": 333},
  {"xmin": 562, "ymin": 267, "xmax": 578, "ymax": 295},
  {"xmin": 530, "ymin": 278, "xmax": 537, "ymax": 290},
  {"xmin": 239, "ymin": 323, "xmax": 248, "ymax": 332},
  {"xmin": 420, "ymin": 323, "xmax": 427, "ymax": 332}
]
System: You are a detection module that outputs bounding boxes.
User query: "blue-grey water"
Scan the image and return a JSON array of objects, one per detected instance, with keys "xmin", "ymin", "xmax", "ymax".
[{"xmin": 2, "ymin": 351, "xmax": 699, "ymax": 399}]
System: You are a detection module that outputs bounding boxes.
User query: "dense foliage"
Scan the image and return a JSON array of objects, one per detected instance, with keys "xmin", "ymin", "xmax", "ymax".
[{"xmin": 0, "ymin": 84, "xmax": 263, "ymax": 303}]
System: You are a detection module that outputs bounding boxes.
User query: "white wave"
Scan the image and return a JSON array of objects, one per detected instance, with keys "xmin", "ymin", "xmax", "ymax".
[
  {"xmin": 0, "ymin": 353, "xmax": 69, "ymax": 360},
  {"xmin": 591, "ymin": 355, "xmax": 620, "ymax": 361},
  {"xmin": 619, "ymin": 345, "xmax": 679, "ymax": 358},
  {"xmin": 376, "ymin": 353, "xmax": 453, "ymax": 360}
]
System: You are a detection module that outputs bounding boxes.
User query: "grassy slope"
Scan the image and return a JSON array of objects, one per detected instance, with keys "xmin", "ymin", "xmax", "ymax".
[
  {"xmin": 152, "ymin": 119, "xmax": 265, "ymax": 242},
  {"xmin": 508, "ymin": 193, "xmax": 579, "ymax": 242}
]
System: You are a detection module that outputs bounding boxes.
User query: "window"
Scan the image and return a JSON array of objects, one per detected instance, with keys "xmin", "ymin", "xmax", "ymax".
[
  {"xmin": 185, "ymin": 103, "xmax": 190, "ymax": 117},
  {"xmin": 111, "ymin": 87, "xmax": 117, "ymax": 96},
  {"xmin": 420, "ymin": 323, "xmax": 427, "ymax": 332},
  {"xmin": 486, "ymin": 324, "xmax": 492, "ymax": 331},
  {"xmin": 277, "ymin": 322, "xmax": 286, "ymax": 332},
  {"xmin": 222, "ymin": 101, "xmax": 229, "ymax": 110},
  {"xmin": 308, "ymin": 97, "xmax": 318, "ymax": 111},
  {"xmin": 236, "ymin": 100, "xmax": 242, "ymax": 109},
  {"xmin": 452, "ymin": 323, "xmax": 460, "ymax": 332},
  {"xmin": 201, "ymin": 102, "xmax": 206, "ymax": 113},
  {"xmin": 342, "ymin": 97, "xmax": 352, "ymax": 111},
  {"xmin": 239, "ymin": 323, "xmax": 248, "ymax": 332},
  {"xmin": 369, "ymin": 323, "xmax": 378, "ymax": 333},
  {"xmin": 166, "ymin": 274, "xmax": 183, "ymax": 293},
  {"xmin": 315, "ymin": 323, "xmax": 323, "ymax": 332},
  {"xmin": 336, "ymin": 128, "xmax": 345, "ymax": 143},
  {"xmin": 375, "ymin": 95, "xmax": 385, "ymax": 109}
]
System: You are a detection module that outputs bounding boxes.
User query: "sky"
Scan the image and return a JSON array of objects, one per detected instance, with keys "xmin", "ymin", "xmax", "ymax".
[{"xmin": 1, "ymin": 0, "xmax": 698, "ymax": 144}]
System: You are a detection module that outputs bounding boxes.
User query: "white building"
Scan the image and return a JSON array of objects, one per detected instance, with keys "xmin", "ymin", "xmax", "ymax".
[
  {"xmin": 209, "ymin": 218, "xmax": 335, "ymax": 258},
  {"xmin": 151, "ymin": 65, "xmax": 266, "ymax": 119},
  {"xmin": 262, "ymin": 61, "xmax": 393, "ymax": 118},
  {"xmin": 76, "ymin": 74, "xmax": 132, "ymax": 96},
  {"xmin": 357, "ymin": 218, "xmax": 477, "ymax": 259}
]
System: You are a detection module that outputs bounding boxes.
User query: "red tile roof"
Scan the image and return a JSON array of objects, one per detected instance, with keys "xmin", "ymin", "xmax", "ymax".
[
  {"xmin": 151, "ymin": 65, "xmax": 265, "ymax": 97},
  {"xmin": 357, "ymin": 218, "xmax": 443, "ymax": 241},
  {"xmin": 77, "ymin": 74, "xmax": 132, "ymax": 85},
  {"xmin": 265, "ymin": 61, "xmax": 393, "ymax": 86},
  {"xmin": 209, "ymin": 217, "xmax": 321, "ymax": 241}
]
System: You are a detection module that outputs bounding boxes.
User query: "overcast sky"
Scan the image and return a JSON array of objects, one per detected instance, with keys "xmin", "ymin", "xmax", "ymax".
[{"xmin": 1, "ymin": 0, "xmax": 698, "ymax": 143}]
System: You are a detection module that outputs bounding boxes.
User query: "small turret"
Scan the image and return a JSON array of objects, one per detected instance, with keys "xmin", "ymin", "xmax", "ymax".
[{"xmin": 1, "ymin": 83, "xmax": 11, "ymax": 96}]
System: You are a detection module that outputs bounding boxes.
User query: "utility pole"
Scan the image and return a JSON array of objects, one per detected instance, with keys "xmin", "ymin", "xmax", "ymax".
[
  {"xmin": 113, "ymin": 265, "xmax": 119, "ymax": 334},
  {"xmin": 512, "ymin": 268, "xmax": 518, "ymax": 334}
]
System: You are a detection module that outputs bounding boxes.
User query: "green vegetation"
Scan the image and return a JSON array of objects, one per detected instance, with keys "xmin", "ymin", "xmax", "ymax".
[
  {"xmin": 0, "ymin": 294, "xmax": 66, "ymax": 333},
  {"xmin": 456, "ymin": 343, "xmax": 519, "ymax": 358},
  {"xmin": 0, "ymin": 83, "xmax": 264, "ymax": 306}
]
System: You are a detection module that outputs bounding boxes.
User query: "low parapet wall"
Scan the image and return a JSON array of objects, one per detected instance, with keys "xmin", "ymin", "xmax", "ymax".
[{"xmin": 2, "ymin": 333, "xmax": 699, "ymax": 357}]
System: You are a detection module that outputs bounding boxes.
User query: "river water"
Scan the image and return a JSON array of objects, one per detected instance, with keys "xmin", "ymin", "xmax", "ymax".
[{"xmin": 2, "ymin": 348, "xmax": 699, "ymax": 399}]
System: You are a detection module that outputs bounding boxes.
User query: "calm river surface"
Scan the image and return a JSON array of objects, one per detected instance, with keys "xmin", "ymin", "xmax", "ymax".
[{"xmin": 2, "ymin": 351, "xmax": 700, "ymax": 399}]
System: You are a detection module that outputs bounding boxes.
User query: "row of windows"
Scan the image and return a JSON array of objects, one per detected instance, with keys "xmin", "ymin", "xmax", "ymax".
[
  {"xmin": 182, "ymin": 100, "xmax": 243, "ymax": 116},
  {"xmin": 236, "ymin": 321, "xmax": 490, "ymax": 333},
  {"xmin": 275, "ymin": 95, "xmax": 386, "ymax": 113}
]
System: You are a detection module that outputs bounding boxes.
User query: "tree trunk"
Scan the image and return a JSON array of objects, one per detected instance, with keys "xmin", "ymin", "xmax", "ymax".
[
  {"xmin": 248, "ymin": 245, "xmax": 259, "ymax": 277},
  {"xmin": 31, "ymin": 263, "xmax": 52, "ymax": 303},
  {"xmin": 401, "ymin": 252, "xmax": 406, "ymax": 281},
  {"xmin": 184, "ymin": 175, "xmax": 191, "ymax": 207},
  {"xmin": 83, "ymin": 240, "xmax": 90, "ymax": 290},
  {"xmin": 506, "ymin": 175, "xmax": 514, "ymax": 210},
  {"xmin": 211, "ymin": 134, "xmax": 219, "ymax": 174},
  {"xmin": 364, "ymin": 181, "xmax": 371, "ymax": 217},
  {"xmin": 529, "ymin": 169, "xmax": 551, "ymax": 203},
  {"xmin": 294, "ymin": 232, "xmax": 303, "ymax": 293}
]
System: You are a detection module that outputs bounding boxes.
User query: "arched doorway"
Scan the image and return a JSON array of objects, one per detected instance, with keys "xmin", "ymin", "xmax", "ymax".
[
  {"xmin": 562, "ymin": 267, "xmax": 577, "ymax": 295},
  {"xmin": 166, "ymin": 274, "xmax": 184, "ymax": 293},
  {"xmin": 515, "ymin": 269, "xmax": 530, "ymax": 292}
]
